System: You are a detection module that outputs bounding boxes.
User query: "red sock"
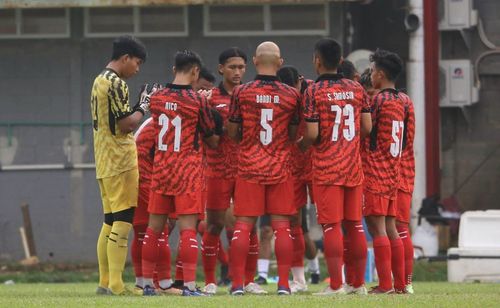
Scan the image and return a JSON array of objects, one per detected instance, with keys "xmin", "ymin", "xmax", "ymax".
[
  {"xmin": 175, "ymin": 254, "xmax": 183, "ymax": 281},
  {"xmin": 397, "ymin": 224, "xmax": 414, "ymax": 286},
  {"xmin": 245, "ymin": 230, "xmax": 259, "ymax": 285},
  {"xmin": 217, "ymin": 238, "xmax": 229, "ymax": 265},
  {"xmin": 291, "ymin": 226, "xmax": 305, "ymax": 268},
  {"xmin": 229, "ymin": 221, "xmax": 253, "ymax": 288},
  {"xmin": 391, "ymin": 238, "xmax": 405, "ymax": 291},
  {"xmin": 179, "ymin": 229, "xmax": 198, "ymax": 284},
  {"xmin": 132, "ymin": 224, "xmax": 147, "ymax": 279},
  {"xmin": 322, "ymin": 223, "xmax": 343, "ymax": 290},
  {"xmin": 141, "ymin": 227, "xmax": 160, "ymax": 282},
  {"xmin": 373, "ymin": 236, "xmax": 392, "ymax": 290},
  {"xmin": 156, "ymin": 229, "xmax": 171, "ymax": 282},
  {"xmin": 202, "ymin": 232, "xmax": 219, "ymax": 285},
  {"xmin": 343, "ymin": 232, "xmax": 353, "ymax": 286},
  {"xmin": 271, "ymin": 220, "xmax": 293, "ymax": 289},
  {"xmin": 344, "ymin": 220, "xmax": 367, "ymax": 288}
]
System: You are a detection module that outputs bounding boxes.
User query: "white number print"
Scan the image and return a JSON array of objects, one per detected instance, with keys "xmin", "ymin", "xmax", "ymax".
[
  {"xmin": 260, "ymin": 108, "xmax": 273, "ymax": 145},
  {"xmin": 390, "ymin": 121, "xmax": 405, "ymax": 157},
  {"xmin": 330, "ymin": 104, "xmax": 355, "ymax": 142},
  {"xmin": 158, "ymin": 114, "xmax": 182, "ymax": 152}
]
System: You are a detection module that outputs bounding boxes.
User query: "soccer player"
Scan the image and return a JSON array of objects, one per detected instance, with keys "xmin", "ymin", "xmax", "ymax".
[
  {"xmin": 141, "ymin": 50, "xmax": 219, "ymax": 296},
  {"xmin": 396, "ymin": 86, "xmax": 416, "ymax": 294},
  {"xmin": 195, "ymin": 66, "xmax": 216, "ymax": 91},
  {"xmin": 300, "ymin": 38, "xmax": 372, "ymax": 295},
  {"xmin": 255, "ymin": 215, "xmax": 273, "ymax": 285},
  {"xmin": 91, "ymin": 35, "xmax": 156, "ymax": 295},
  {"xmin": 339, "ymin": 60, "xmax": 370, "ymax": 294},
  {"xmin": 362, "ymin": 49, "xmax": 406, "ymax": 294},
  {"xmin": 227, "ymin": 41, "xmax": 300, "ymax": 296},
  {"xmin": 201, "ymin": 47, "xmax": 267, "ymax": 295},
  {"xmin": 359, "ymin": 68, "xmax": 379, "ymax": 99}
]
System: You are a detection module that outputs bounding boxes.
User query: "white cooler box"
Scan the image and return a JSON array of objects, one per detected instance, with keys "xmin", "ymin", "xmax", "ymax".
[
  {"xmin": 447, "ymin": 210, "xmax": 500, "ymax": 282},
  {"xmin": 447, "ymin": 248, "xmax": 500, "ymax": 282}
]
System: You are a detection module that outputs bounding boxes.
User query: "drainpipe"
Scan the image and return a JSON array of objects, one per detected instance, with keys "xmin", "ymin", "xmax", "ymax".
[{"xmin": 406, "ymin": 0, "xmax": 428, "ymax": 225}]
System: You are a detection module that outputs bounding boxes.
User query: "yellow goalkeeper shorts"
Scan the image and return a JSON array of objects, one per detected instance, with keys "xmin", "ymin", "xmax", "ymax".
[{"xmin": 97, "ymin": 168, "xmax": 139, "ymax": 214}]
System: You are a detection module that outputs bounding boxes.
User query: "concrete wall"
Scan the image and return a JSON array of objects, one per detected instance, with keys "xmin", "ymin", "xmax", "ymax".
[
  {"xmin": 0, "ymin": 4, "xmax": 345, "ymax": 261},
  {"xmin": 440, "ymin": 0, "xmax": 500, "ymax": 211}
]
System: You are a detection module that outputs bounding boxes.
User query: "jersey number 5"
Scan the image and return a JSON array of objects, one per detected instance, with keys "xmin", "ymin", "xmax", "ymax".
[
  {"xmin": 331, "ymin": 104, "xmax": 355, "ymax": 142},
  {"xmin": 390, "ymin": 120, "xmax": 405, "ymax": 157},
  {"xmin": 260, "ymin": 108, "xmax": 273, "ymax": 145},
  {"xmin": 158, "ymin": 114, "xmax": 182, "ymax": 152}
]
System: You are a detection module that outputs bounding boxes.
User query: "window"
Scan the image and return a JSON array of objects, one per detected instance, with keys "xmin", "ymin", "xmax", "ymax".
[
  {"xmin": 0, "ymin": 8, "xmax": 70, "ymax": 38},
  {"xmin": 84, "ymin": 6, "xmax": 188, "ymax": 37},
  {"xmin": 204, "ymin": 2, "xmax": 329, "ymax": 36}
]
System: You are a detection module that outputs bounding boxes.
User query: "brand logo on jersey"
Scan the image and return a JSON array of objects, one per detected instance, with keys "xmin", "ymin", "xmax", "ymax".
[
  {"xmin": 327, "ymin": 91, "xmax": 354, "ymax": 101},
  {"xmin": 216, "ymin": 104, "xmax": 227, "ymax": 108},
  {"xmin": 165, "ymin": 102, "xmax": 177, "ymax": 111},
  {"xmin": 256, "ymin": 95, "xmax": 280, "ymax": 104}
]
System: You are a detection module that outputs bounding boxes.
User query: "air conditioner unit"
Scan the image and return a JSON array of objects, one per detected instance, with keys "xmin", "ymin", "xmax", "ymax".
[
  {"xmin": 439, "ymin": 59, "xmax": 479, "ymax": 107},
  {"xmin": 439, "ymin": 0, "xmax": 478, "ymax": 31}
]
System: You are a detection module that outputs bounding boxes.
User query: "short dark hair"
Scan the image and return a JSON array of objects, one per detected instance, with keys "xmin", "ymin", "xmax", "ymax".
[
  {"xmin": 199, "ymin": 66, "xmax": 216, "ymax": 83},
  {"xmin": 111, "ymin": 35, "xmax": 147, "ymax": 62},
  {"xmin": 174, "ymin": 50, "xmax": 203, "ymax": 73},
  {"xmin": 219, "ymin": 47, "xmax": 248, "ymax": 65},
  {"xmin": 370, "ymin": 48, "xmax": 403, "ymax": 82},
  {"xmin": 339, "ymin": 60, "xmax": 357, "ymax": 80},
  {"xmin": 314, "ymin": 38, "xmax": 342, "ymax": 70},
  {"xmin": 359, "ymin": 68, "xmax": 373, "ymax": 89},
  {"xmin": 277, "ymin": 65, "xmax": 299, "ymax": 88}
]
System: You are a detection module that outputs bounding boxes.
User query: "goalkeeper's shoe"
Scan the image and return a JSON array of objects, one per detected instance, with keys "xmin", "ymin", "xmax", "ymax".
[
  {"xmin": 95, "ymin": 286, "xmax": 111, "ymax": 295},
  {"xmin": 182, "ymin": 287, "xmax": 206, "ymax": 296},
  {"xmin": 142, "ymin": 285, "xmax": 157, "ymax": 296},
  {"xmin": 158, "ymin": 287, "xmax": 183, "ymax": 296},
  {"xmin": 132, "ymin": 285, "xmax": 144, "ymax": 296}
]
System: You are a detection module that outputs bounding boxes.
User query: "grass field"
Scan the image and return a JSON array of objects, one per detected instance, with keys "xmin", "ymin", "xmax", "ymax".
[{"xmin": 1, "ymin": 282, "xmax": 499, "ymax": 307}]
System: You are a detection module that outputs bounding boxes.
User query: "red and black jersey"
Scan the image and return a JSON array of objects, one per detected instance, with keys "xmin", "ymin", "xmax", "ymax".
[
  {"xmin": 361, "ymin": 88, "xmax": 406, "ymax": 199},
  {"xmin": 229, "ymin": 75, "xmax": 300, "ymax": 185},
  {"xmin": 205, "ymin": 83, "xmax": 239, "ymax": 180},
  {"xmin": 134, "ymin": 117, "xmax": 155, "ymax": 187},
  {"xmin": 150, "ymin": 84, "xmax": 215, "ymax": 195},
  {"xmin": 303, "ymin": 74, "xmax": 371, "ymax": 186},
  {"xmin": 398, "ymin": 92, "xmax": 415, "ymax": 193}
]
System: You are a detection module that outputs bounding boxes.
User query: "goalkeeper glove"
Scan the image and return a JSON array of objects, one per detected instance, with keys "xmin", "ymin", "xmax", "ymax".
[{"xmin": 134, "ymin": 83, "xmax": 160, "ymax": 115}]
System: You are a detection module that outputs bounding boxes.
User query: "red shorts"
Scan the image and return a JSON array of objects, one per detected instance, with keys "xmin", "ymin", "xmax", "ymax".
[
  {"xmin": 233, "ymin": 177, "xmax": 296, "ymax": 217},
  {"xmin": 148, "ymin": 190, "xmax": 202, "ymax": 216},
  {"xmin": 206, "ymin": 177, "xmax": 235, "ymax": 211},
  {"xmin": 293, "ymin": 179, "xmax": 308, "ymax": 209},
  {"xmin": 133, "ymin": 184, "xmax": 150, "ymax": 226},
  {"xmin": 313, "ymin": 185, "xmax": 363, "ymax": 224},
  {"xmin": 363, "ymin": 190, "xmax": 397, "ymax": 217},
  {"xmin": 396, "ymin": 190, "xmax": 412, "ymax": 223}
]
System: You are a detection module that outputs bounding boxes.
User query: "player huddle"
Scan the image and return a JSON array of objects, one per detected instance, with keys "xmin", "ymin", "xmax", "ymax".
[{"xmin": 90, "ymin": 35, "xmax": 415, "ymax": 297}]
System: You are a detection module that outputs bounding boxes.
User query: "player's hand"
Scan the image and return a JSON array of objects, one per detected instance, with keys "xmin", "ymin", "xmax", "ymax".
[
  {"xmin": 210, "ymin": 108, "xmax": 224, "ymax": 136},
  {"xmin": 296, "ymin": 136, "xmax": 307, "ymax": 152},
  {"xmin": 198, "ymin": 89, "xmax": 213, "ymax": 101},
  {"xmin": 134, "ymin": 83, "xmax": 160, "ymax": 115}
]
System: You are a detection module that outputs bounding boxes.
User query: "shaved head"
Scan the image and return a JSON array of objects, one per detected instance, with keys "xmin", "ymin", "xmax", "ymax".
[{"xmin": 254, "ymin": 41, "xmax": 283, "ymax": 69}]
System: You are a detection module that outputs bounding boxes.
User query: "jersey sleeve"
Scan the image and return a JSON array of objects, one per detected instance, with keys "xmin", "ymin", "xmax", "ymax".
[
  {"xmin": 302, "ymin": 85, "xmax": 319, "ymax": 122},
  {"xmin": 108, "ymin": 78, "xmax": 133, "ymax": 120},
  {"xmin": 228, "ymin": 85, "xmax": 242, "ymax": 123},
  {"xmin": 198, "ymin": 95, "xmax": 215, "ymax": 137}
]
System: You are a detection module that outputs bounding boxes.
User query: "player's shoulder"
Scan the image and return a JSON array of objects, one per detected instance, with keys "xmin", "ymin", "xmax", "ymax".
[
  {"xmin": 134, "ymin": 117, "xmax": 154, "ymax": 140},
  {"xmin": 278, "ymin": 82, "xmax": 301, "ymax": 98}
]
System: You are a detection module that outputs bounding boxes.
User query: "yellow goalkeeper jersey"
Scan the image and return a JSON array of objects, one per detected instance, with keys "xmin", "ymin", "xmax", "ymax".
[{"xmin": 90, "ymin": 68, "xmax": 137, "ymax": 179}]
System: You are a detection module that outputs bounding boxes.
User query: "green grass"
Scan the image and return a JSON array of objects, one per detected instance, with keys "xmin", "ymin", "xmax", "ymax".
[{"xmin": 1, "ymin": 282, "xmax": 499, "ymax": 307}]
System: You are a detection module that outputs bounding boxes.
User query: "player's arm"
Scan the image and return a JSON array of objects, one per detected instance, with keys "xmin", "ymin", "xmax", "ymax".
[
  {"xmin": 199, "ymin": 98, "xmax": 220, "ymax": 149},
  {"xmin": 360, "ymin": 90, "xmax": 373, "ymax": 138},
  {"xmin": 288, "ymin": 90, "xmax": 301, "ymax": 141},
  {"xmin": 115, "ymin": 83, "xmax": 159, "ymax": 133},
  {"xmin": 227, "ymin": 86, "xmax": 243, "ymax": 142}
]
